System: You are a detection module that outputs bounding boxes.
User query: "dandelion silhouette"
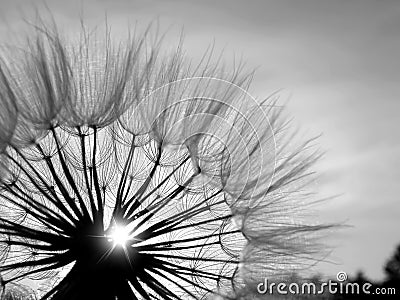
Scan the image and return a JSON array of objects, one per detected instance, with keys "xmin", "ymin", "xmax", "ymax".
[{"xmin": 0, "ymin": 21, "xmax": 329, "ymax": 300}]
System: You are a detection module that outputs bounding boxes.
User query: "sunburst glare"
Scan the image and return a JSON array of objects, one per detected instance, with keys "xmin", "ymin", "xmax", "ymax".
[{"xmin": 108, "ymin": 225, "xmax": 131, "ymax": 247}]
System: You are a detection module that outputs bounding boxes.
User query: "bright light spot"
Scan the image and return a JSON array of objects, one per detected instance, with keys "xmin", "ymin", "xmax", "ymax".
[{"xmin": 109, "ymin": 225, "xmax": 130, "ymax": 247}]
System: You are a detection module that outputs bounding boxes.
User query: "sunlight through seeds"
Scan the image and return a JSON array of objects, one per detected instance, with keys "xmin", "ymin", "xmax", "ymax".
[{"xmin": 109, "ymin": 225, "xmax": 131, "ymax": 247}]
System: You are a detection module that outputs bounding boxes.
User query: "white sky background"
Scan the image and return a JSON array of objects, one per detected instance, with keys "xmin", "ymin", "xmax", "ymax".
[{"xmin": 0, "ymin": 0, "xmax": 399, "ymax": 282}]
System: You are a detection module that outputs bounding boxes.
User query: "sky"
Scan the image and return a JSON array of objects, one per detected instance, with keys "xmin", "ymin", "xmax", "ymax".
[{"xmin": 0, "ymin": 0, "xmax": 399, "ymax": 282}]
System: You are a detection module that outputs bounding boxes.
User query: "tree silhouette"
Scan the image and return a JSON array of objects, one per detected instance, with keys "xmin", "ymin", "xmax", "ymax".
[
  {"xmin": 0, "ymin": 20, "xmax": 330, "ymax": 299},
  {"xmin": 384, "ymin": 244, "xmax": 400, "ymax": 284},
  {"xmin": 381, "ymin": 243, "xmax": 400, "ymax": 299}
]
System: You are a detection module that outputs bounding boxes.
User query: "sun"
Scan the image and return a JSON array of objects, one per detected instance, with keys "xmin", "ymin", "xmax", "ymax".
[{"xmin": 109, "ymin": 225, "xmax": 131, "ymax": 247}]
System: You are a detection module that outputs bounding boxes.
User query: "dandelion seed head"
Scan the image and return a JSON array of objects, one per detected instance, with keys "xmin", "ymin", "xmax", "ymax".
[{"xmin": 0, "ymin": 19, "xmax": 332, "ymax": 299}]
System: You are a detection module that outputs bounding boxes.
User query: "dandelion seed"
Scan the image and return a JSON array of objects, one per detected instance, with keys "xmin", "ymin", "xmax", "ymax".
[{"xmin": 0, "ymin": 20, "xmax": 331, "ymax": 300}]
